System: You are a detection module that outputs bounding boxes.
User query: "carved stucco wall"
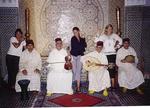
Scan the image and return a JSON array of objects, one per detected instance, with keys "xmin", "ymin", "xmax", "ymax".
[
  {"xmin": 18, "ymin": 0, "xmax": 112, "ymax": 56},
  {"xmin": 18, "ymin": 0, "xmax": 124, "ymax": 56},
  {"xmin": 18, "ymin": 0, "xmax": 124, "ymax": 81},
  {"xmin": 108, "ymin": 0, "xmax": 124, "ymax": 34}
]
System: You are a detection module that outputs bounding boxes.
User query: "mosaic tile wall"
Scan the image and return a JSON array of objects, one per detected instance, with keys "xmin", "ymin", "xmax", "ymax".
[
  {"xmin": 142, "ymin": 6, "xmax": 150, "ymax": 73},
  {"xmin": 124, "ymin": 6, "xmax": 143, "ymax": 57},
  {"xmin": 124, "ymin": 6, "xmax": 150, "ymax": 73},
  {"xmin": 0, "ymin": 7, "xmax": 18, "ymax": 77}
]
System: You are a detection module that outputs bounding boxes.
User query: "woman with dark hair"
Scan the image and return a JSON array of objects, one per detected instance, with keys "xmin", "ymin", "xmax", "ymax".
[
  {"xmin": 95, "ymin": 24, "xmax": 122, "ymax": 89},
  {"xmin": 70, "ymin": 27, "xmax": 87, "ymax": 92},
  {"xmin": 6, "ymin": 28, "xmax": 26, "ymax": 90}
]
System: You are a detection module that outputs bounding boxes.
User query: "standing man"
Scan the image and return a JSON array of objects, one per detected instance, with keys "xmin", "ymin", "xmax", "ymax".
[{"xmin": 70, "ymin": 27, "xmax": 87, "ymax": 92}]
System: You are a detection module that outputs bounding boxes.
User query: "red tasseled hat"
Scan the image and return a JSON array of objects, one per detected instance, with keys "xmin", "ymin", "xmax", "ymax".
[{"xmin": 96, "ymin": 41, "xmax": 103, "ymax": 47}]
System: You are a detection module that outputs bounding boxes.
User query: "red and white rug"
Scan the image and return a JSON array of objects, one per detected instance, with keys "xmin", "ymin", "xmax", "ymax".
[{"xmin": 48, "ymin": 93, "xmax": 104, "ymax": 107}]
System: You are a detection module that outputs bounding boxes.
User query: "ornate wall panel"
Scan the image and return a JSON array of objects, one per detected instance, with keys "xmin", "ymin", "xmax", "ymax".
[
  {"xmin": 109, "ymin": 0, "xmax": 124, "ymax": 33},
  {"xmin": 18, "ymin": 0, "xmax": 124, "ymax": 81},
  {"xmin": 40, "ymin": 0, "xmax": 104, "ymax": 56},
  {"xmin": 18, "ymin": 0, "xmax": 111, "ymax": 56}
]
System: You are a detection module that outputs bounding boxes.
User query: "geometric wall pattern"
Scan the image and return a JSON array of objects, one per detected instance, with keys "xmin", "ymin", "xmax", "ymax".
[
  {"xmin": 142, "ymin": 6, "xmax": 150, "ymax": 73},
  {"xmin": 124, "ymin": 6, "xmax": 143, "ymax": 58},
  {"xmin": 124, "ymin": 6, "xmax": 150, "ymax": 73},
  {"xmin": 0, "ymin": 7, "xmax": 18, "ymax": 78}
]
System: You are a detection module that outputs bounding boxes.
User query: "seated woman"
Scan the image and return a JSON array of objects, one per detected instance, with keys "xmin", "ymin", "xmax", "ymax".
[
  {"xmin": 46, "ymin": 38, "xmax": 73, "ymax": 96},
  {"xmin": 15, "ymin": 40, "xmax": 42, "ymax": 93},
  {"xmin": 81, "ymin": 41, "xmax": 111, "ymax": 96},
  {"xmin": 116, "ymin": 38, "xmax": 144, "ymax": 94}
]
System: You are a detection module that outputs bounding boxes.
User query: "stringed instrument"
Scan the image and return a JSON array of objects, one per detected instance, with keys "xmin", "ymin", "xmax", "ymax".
[
  {"xmin": 64, "ymin": 55, "xmax": 72, "ymax": 70},
  {"xmin": 64, "ymin": 46, "xmax": 72, "ymax": 70},
  {"xmin": 82, "ymin": 56, "xmax": 115, "ymax": 72}
]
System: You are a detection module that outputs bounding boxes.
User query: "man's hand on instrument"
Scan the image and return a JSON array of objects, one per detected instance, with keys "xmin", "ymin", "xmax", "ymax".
[
  {"xmin": 86, "ymin": 60, "xmax": 95, "ymax": 66},
  {"xmin": 121, "ymin": 59, "xmax": 126, "ymax": 63},
  {"xmin": 22, "ymin": 69, "xmax": 27, "ymax": 75},
  {"xmin": 95, "ymin": 63, "xmax": 108, "ymax": 67}
]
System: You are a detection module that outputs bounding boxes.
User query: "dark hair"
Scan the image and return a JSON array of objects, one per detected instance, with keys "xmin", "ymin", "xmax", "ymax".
[
  {"xmin": 72, "ymin": 27, "xmax": 80, "ymax": 31},
  {"xmin": 104, "ymin": 24, "xmax": 113, "ymax": 35},
  {"xmin": 116, "ymin": 30, "xmax": 122, "ymax": 36},
  {"xmin": 55, "ymin": 38, "xmax": 62, "ymax": 42},
  {"xmin": 26, "ymin": 39, "xmax": 34, "ymax": 46},
  {"xmin": 123, "ymin": 38, "xmax": 130, "ymax": 43},
  {"xmin": 15, "ymin": 28, "xmax": 23, "ymax": 37},
  {"xmin": 96, "ymin": 41, "xmax": 103, "ymax": 47}
]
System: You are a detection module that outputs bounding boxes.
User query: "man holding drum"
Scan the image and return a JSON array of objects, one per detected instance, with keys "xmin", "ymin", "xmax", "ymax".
[{"xmin": 116, "ymin": 38, "xmax": 144, "ymax": 94}]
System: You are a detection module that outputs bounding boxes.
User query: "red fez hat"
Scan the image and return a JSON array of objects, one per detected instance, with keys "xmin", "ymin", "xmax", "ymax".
[{"xmin": 96, "ymin": 41, "xmax": 103, "ymax": 47}]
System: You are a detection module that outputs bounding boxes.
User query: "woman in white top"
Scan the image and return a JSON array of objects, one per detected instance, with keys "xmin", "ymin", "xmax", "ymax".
[
  {"xmin": 95, "ymin": 24, "xmax": 122, "ymax": 89},
  {"xmin": 6, "ymin": 29, "xmax": 26, "ymax": 90}
]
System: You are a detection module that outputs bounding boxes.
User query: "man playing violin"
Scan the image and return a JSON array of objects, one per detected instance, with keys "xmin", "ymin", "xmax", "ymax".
[{"xmin": 46, "ymin": 38, "xmax": 73, "ymax": 96}]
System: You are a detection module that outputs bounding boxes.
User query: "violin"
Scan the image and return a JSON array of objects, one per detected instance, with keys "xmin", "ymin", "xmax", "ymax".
[{"xmin": 64, "ymin": 55, "xmax": 72, "ymax": 70}]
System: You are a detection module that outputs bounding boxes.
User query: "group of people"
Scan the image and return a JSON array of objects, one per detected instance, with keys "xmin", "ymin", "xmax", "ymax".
[{"xmin": 6, "ymin": 24, "xmax": 144, "ymax": 97}]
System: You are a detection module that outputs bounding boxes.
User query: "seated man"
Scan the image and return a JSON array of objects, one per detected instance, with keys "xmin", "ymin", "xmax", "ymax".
[
  {"xmin": 46, "ymin": 38, "xmax": 73, "ymax": 96},
  {"xmin": 15, "ymin": 40, "xmax": 42, "ymax": 92},
  {"xmin": 116, "ymin": 38, "xmax": 144, "ymax": 94},
  {"xmin": 81, "ymin": 41, "xmax": 111, "ymax": 96}
]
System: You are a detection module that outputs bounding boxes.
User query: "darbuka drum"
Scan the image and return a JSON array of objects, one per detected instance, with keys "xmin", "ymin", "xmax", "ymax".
[
  {"xmin": 18, "ymin": 79, "xmax": 30, "ymax": 100},
  {"xmin": 124, "ymin": 55, "xmax": 135, "ymax": 63},
  {"xmin": 82, "ymin": 56, "xmax": 101, "ymax": 72}
]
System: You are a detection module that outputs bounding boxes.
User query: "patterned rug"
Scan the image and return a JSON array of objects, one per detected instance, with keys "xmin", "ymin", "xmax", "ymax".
[
  {"xmin": 48, "ymin": 93, "xmax": 104, "ymax": 107},
  {"xmin": 33, "ymin": 82, "xmax": 122, "ymax": 107},
  {"xmin": 33, "ymin": 81, "xmax": 150, "ymax": 107}
]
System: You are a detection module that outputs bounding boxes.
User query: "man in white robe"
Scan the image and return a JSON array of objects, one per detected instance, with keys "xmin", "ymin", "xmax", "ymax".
[
  {"xmin": 116, "ymin": 38, "xmax": 144, "ymax": 94},
  {"xmin": 15, "ymin": 40, "xmax": 42, "ymax": 92},
  {"xmin": 95, "ymin": 24, "xmax": 122, "ymax": 89},
  {"xmin": 46, "ymin": 38, "xmax": 73, "ymax": 96},
  {"xmin": 81, "ymin": 41, "xmax": 111, "ymax": 96}
]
